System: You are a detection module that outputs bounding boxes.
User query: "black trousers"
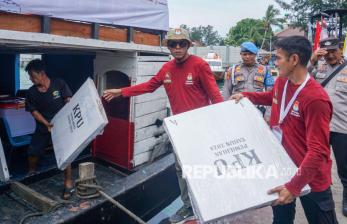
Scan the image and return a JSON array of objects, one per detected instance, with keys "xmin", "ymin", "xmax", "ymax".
[
  {"xmin": 330, "ymin": 132, "xmax": 347, "ymax": 188},
  {"xmin": 28, "ymin": 130, "xmax": 51, "ymax": 157},
  {"xmin": 272, "ymin": 188, "xmax": 338, "ymax": 224}
]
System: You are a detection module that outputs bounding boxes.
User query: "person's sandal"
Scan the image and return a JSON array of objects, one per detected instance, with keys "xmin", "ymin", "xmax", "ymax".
[{"xmin": 62, "ymin": 187, "xmax": 75, "ymax": 200}]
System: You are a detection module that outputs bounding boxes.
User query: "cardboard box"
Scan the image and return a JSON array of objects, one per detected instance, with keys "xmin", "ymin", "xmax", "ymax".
[
  {"xmin": 51, "ymin": 78, "xmax": 108, "ymax": 170},
  {"xmin": 164, "ymin": 99, "xmax": 310, "ymax": 223}
]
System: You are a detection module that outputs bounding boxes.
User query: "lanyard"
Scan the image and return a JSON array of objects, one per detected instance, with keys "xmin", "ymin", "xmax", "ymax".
[{"xmin": 279, "ymin": 74, "xmax": 310, "ymax": 124}]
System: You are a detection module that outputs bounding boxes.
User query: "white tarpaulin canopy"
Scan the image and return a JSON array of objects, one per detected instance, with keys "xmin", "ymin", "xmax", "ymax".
[
  {"xmin": 51, "ymin": 78, "xmax": 108, "ymax": 170},
  {"xmin": 164, "ymin": 99, "xmax": 310, "ymax": 223},
  {"xmin": 0, "ymin": 0, "xmax": 169, "ymax": 31}
]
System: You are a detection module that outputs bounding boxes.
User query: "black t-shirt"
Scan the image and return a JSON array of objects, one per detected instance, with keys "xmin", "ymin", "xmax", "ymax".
[{"xmin": 26, "ymin": 79, "xmax": 72, "ymax": 132}]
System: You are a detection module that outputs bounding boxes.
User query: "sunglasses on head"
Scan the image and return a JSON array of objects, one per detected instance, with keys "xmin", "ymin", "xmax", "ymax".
[{"xmin": 168, "ymin": 40, "xmax": 189, "ymax": 48}]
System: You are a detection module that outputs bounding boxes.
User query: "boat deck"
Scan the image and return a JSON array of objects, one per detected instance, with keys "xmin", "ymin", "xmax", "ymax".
[{"xmin": 0, "ymin": 153, "xmax": 179, "ymax": 224}]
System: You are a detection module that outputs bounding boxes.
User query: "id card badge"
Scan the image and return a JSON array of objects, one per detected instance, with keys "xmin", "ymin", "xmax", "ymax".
[{"xmin": 272, "ymin": 125, "xmax": 283, "ymax": 143}]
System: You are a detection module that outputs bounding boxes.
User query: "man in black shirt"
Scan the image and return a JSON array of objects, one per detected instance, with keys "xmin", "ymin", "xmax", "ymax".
[{"xmin": 25, "ymin": 59, "xmax": 74, "ymax": 199}]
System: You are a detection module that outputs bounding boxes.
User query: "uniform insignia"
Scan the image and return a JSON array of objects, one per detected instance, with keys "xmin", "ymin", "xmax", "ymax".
[
  {"xmin": 290, "ymin": 100, "xmax": 300, "ymax": 117},
  {"xmin": 163, "ymin": 72, "xmax": 172, "ymax": 84},
  {"xmin": 175, "ymin": 29, "xmax": 182, "ymax": 35},
  {"xmin": 257, "ymin": 66, "xmax": 265, "ymax": 74},
  {"xmin": 254, "ymin": 75, "xmax": 264, "ymax": 82},
  {"xmin": 325, "ymin": 41, "xmax": 332, "ymax": 46},
  {"xmin": 235, "ymin": 75, "xmax": 244, "ymax": 81},
  {"xmin": 185, "ymin": 73, "xmax": 194, "ymax": 85},
  {"xmin": 235, "ymin": 66, "xmax": 241, "ymax": 73},
  {"xmin": 52, "ymin": 90, "xmax": 61, "ymax": 99}
]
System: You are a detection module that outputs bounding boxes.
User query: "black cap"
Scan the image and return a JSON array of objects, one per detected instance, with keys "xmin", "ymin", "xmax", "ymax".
[{"xmin": 320, "ymin": 37, "xmax": 340, "ymax": 50}]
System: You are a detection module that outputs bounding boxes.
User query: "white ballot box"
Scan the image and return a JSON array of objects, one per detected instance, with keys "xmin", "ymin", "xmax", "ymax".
[
  {"xmin": 51, "ymin": 78, "xmax": 108, "ymax": 170},
  {"xmin": 0, "ymin": 137, "xmax": 9, "ymax": 182},
  {"xmin": 164, "ymin": 99, "xmax": 310, "ymax": 223}
]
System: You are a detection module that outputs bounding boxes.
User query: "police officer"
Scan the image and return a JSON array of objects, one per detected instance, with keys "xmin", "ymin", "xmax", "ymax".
[
  {"xmin": 309, "ymin": 37, "xmax": 347, "ymax": 217},
  {"xmin": 223, "ymin": 42, "xmax": 274, "ymax": 115}
]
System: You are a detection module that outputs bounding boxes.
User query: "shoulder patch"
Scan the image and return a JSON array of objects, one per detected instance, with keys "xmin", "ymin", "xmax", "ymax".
[
  {"xmin": 235, "ymin": 65, "xmax": 241, "ymax": 73},
  {"xmin": 257, "ymin": 65, "xmax": 265, "ymax": 75}
]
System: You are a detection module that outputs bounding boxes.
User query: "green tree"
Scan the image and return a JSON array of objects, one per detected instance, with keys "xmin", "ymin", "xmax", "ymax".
[
  {"xmin": 260, "ymin": 5, "xmax": 286, "ymax": 49},
  {"xmin": 225, "ymin": 18, "xmax": 272, "ymax": 49},
  {"xmin": 275, "ymin": 0, "xmax": 347, "ymax": 31},
  {"xmin": 180, "ymin": 24, "xmax": 223, "ymax": 46}
]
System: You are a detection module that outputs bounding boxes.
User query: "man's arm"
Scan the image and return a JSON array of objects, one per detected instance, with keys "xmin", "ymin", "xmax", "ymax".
[
  {"xmin": 284, "ymin": 100, "xmax": 332, "ymax": 196},
  {"xmin": 241, "ymin": 90, "xmax": 273, "ymax": 106},
  {"xmin": 25, "ymin": 91, "xmax": 50, "ymax": 129},
  {"xmin": 222, "ymin": 68, "xmax": 233, "ymax": 100},
  {"xmin": 31, "ymin": 111, "xmax": 53, "ymax": 132},
  {"xmin": 199, "ymin": 63, "xmax": 223, "ymax": 103},
  {"xmin": 308, "ymin": 48, "xmax": 327, "ymax": 76}
]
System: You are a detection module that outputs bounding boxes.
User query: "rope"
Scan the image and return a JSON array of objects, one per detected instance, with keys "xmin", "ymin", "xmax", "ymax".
[{"xmin": 75, "ymin": 181, "xmax": 146, "ymax": 224}]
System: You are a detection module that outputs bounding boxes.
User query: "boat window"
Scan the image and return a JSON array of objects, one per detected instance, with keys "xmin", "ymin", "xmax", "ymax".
[
  {"xmin": 19, "ymin": 54, "xmax": 42, "ymax": 90},
  {"xmin": 103, "ymin": 71, "xmax": 130, "ymax": 120}
]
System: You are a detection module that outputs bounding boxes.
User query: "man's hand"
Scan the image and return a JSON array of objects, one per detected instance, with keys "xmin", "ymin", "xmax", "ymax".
[
  {"xmin": 268, "ymin": 185, "xmax": 295, "ymax": 206},
  {"xmin": 46, "ymin": 123, "xmax": 53, "ymax": 132},
  {"xmin": 310, "ymin": 48, "xmax": 328, "ymax": 64},
  {"xmin": 103, "ymin": 89, "xmax": 122, "ymax": 102},
  {"xmin": 65, "ymin": 97, "xmax": 71, "ymax": 103},
  {"xmin": 229, "ymin": 93, "xmax": 244, "ymax": 103}
]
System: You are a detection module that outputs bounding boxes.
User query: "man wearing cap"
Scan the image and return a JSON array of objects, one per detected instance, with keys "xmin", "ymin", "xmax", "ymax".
[
  {"xmin": 222, "ymin": 42, "xmax": 274, "ymax": 116},
  {"xmin": 102, "ymin": 28, "xmax": 223, "ymax": 223},
  {"xmin": 309, "ymin": 36, "xmax": 347, "ymax": 217}
]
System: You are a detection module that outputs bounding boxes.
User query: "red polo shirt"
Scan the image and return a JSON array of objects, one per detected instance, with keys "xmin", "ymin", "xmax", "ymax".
[
  {"xmin": 243, "ymin": 76, "xmax": 333, "ymax": 196},
  {"xmin": 122, "ymin": 55, "xmax": 223, "ymax": 115}
]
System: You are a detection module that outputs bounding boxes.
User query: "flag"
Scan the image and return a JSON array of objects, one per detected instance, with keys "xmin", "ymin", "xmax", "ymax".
[{"xmin": 313, "ymin": 20, "xmax": 322, "ymax": 51}]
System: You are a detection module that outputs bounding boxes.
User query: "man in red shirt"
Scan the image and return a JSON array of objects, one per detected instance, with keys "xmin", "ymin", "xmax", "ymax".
[
  {"xmin": 103, "ymin": 28, "xmax": 223, "ymax": 223},
  {"xmin": 231, "ymin": 36, "xmax": 338, "ymax": 224}
]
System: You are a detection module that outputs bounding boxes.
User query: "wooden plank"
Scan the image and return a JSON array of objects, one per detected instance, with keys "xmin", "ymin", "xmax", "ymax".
[
  {"xmin": 135, "ymin": 99, "xmax": 167, "ymax": 117},
  {"xmin": 133, "ymin": 151, "xmax": 151, "ymax": 167},
  {"xmin": 135, "ymin": 76, "xmax": 152, "ymax": 83},
  {"xmin": 0, "ymin": 12, "xmax": 41, "ymax": 33},
  {"xmin": 0, "ymin": 29, "xmax": 168, "ymax": 53},
  {"xmin": 132, "ymin": 141, "xmax": 168, "ymax": 166},
  {"xmin": 99, "ymin": 25, "xmax": 127, "ymax": 42},
  {"xmin": 134, "ymin": 137, "xmax": 158, "ymax": 155},
  {"xmin": 137, "ymin": 62, "xmax": 166, "ymax": 77},
  {"xmin": 10, "ymin": 182, "xmax": 58, "ymax": 212},
  {"xmin": 135, "ymin": 109, "xmax": 167, "ymax": 129},
  {"xmin": 134, "ymin": 87, "xmax": 166, "ymax": 104},
  {"xmin": 135, "ymin": 125, "xmax": 165, "ymax": 142},
  {"xmin": 51, "ymin": 18, "xmax": 92, "ymax": 38},
  {"xmin": 133, "ymin": 30, "xmax": 161, "ymax": 46},
  {"xmin": 138, "ymin": 56, "xmax": 170, "ymax": 62},
  {"xmin": 134, "ymin": 133, "xmax": 167, "ymax": 155}
]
